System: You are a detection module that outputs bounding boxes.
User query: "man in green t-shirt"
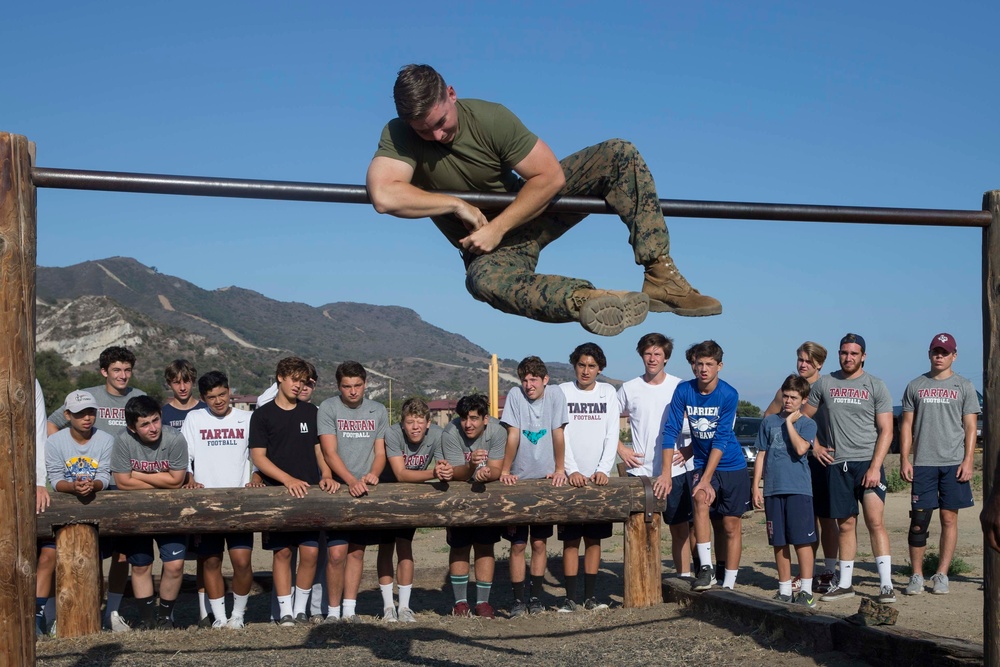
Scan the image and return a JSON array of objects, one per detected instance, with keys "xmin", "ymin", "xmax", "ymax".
[{"xmin": 366, "ymin": 64, "xmax": 721, "ymax": 337}]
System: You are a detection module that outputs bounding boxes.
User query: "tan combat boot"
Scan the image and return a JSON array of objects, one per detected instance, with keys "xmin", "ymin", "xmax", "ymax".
[
  {"xmin": 642, "ymin": 255, "xmax": 722, "ymax": 316},
  {"xmin": 567, "ymin": 289, "xmax": 649, "ymax": 337}
]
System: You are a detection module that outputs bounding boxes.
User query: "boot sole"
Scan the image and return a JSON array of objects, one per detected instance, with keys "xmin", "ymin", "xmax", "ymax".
[{"xmin": 579, "ymin": 293, "xmax": 649, "ymax": 337}]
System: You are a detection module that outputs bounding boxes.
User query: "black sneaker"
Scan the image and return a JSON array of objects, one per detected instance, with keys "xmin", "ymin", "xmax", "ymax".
[
  {"xmin": 692, "ymin": 565, "xmax": 716, "ymax": 591},
  {"xmin": 820, "ymin": 585, "xmax": 856, "ymax": 602},
  {"xmin": 772, "ymin": 592, "xmax": 793, "ymax": 603},
  {"xmin": 294, "ymin": 612, "xmax": 310, "ymax": 625},
  {"xmin": 197, "ymin": 616, "xmax": 215, "ymax": 629},
  {"xmin": 278, "ymin": 615, "xmax": 296, "ymax": 627},
  {"xmin": 584, "ymin": 598, "xmax": 609, "ymax": 611},
  {"xmin": 510, "ymin": 600, "xmax": 528, "ymax": 618},
  {"xmin": 527, "ymin": 597, "xmax": 544, "ymax": 614},
  {"xmin": 557, "ymin": 598, "xmax": 577, "ymax": 613},
  {"xmin": 156, "ymin": 618, "xmax": 175, "ymax": 631},
  {"xmin": 794, "ymin": 591, "xmax": 817, "ymax": 608}
]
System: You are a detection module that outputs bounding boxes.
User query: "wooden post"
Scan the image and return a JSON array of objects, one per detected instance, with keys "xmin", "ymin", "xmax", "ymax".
[
  {"xmin": 54, "ymin": 525, "xmax": 101, "ymax": 637},
  {"xmin": 622, "ymin": 475, "xmax": 662, "ymax": 608},
  {"xmin": 982, "ymin": 190, "xmax": 1000, "ymax": 667},
  {"xmin": 0, "ymin": 132, "xmax": 38, "ymax": 666}
]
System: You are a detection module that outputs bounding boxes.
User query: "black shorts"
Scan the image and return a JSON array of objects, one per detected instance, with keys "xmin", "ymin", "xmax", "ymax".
[
  {"xmin": 379, "ymin": 528, "xmax": 418, "ymax": 544},
  {"xmin": 911, "ymin": 465, "xmax": 974, "ymax": 511},
  {"xmin": 263, "ymin": 531, "xmax": 321, "ymax": 551},
  {"xmin": 558, "ymin": 522, "xmax": 614, "ymax": 542},
  {"xmin": 195, "ymin": 532, "xmax": 254, "ymax": 557},
  {"xmin": 828, "ymin": 461, "xmax": 886, "ymax": 519},
  {"xmin": 504, "ymin": 524, "xmax": 554, "ymax": 544},
  {"xmin": 664, "ymin": 473, "xmax": 694, "ymax": 525},
  {"xmin": 447, "ymin": 526, "xmax": 503, "ymax": 549},
  {"xmin": 349, "ymin": 529, "xmax": 392, "ymax": 547},
  {"xmin": 689, "ymin": 468, "xmax": 751, "ymax": 518},
  {"xmin": 809, "ymin": 455, "xmax": 832, "ymax": 519}
]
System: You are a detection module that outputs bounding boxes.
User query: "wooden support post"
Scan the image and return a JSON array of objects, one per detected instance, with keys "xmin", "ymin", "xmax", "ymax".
[
  {"xmin": 54, "ymin": 525, "xmax": 101, "ymax": 637},
  {"xmin": 0, "ymin": 132, "xmax": 38, "ymax": 666},
  {"xmin": 623, "ymin": 511, "xmax": 662, "ymax": 607},
  {"xmin": 982, "ymin": 189, "xmax": 1000, "ymax": 667}
]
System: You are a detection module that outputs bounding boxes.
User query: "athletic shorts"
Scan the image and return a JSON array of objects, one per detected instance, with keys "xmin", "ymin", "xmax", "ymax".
[
  {"xmin": 446, "ymin": 526, "xmax": 502, "ymax": 549},
  {"xmin": 38, "ymin": 536, "xmax": 113, "ymax": 560},
  {"xmin": 764, "ymin": 494, "xmax": 816, "ymax": 547},
  {"xmin": 809, "ymin": 456, "xmax": 832, "ymax": 519},
  {"xmin": 828, "ymin": 461, "xmax": 886, "ymax": 519},
  {"xmin": 120, "ymin": 534, "xmax": 187, "ymax": 566},
  {"xmin": 689, "ymin": 468, "xmax": 751, "ymax": 518},
  {"xmin": 349, "ymin": 529, "xmax": 391, "ymax": 547},
  {"xmin": 504, "ymin": 524, "xmax": 554, "ymax": 544},
  {"xmin": 557, "ymin": 522, "xmax": 613, "ymax": 542},
  {"xmin": 379, "ymin": 528, "xmax": 417, "ymax": 544},
  {"xmin": 911, "ymin": 465, "xmax": 974, "ymax": 511},
  {"xmin": 195, "ymin": 532, "xmax": 254, "ymax": 557},
  {"xmin": 263, "ymin": 531, "xmax": 321, "ymax": 551},
  {"xmin": 664, "ymin": 473, "xmax": 694, "ymax": 525}
]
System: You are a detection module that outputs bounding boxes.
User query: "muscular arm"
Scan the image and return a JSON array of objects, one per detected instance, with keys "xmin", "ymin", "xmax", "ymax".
[
  {"xmin": 898, "ymin": 411, "xmax": 915, "ymax": 481},
  {"xmin": 113, "ymin": 469, "xmax": 185, "ymax": 490},
  {"xmin": 367, "ymin": 157, "xmax": 487, "ymax": 229},
  {"xmin": 319, "ymin": 434, "xmax": 358, "ymax": 487}
]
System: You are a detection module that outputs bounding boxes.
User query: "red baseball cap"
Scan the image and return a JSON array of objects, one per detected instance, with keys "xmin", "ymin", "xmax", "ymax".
[{"xmin": 929, "ymin": 333, "xmax": 957, "ymax": 354}]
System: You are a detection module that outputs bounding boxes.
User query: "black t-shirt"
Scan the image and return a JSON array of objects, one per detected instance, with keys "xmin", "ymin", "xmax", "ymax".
[{"xmin": 249, "ymin": 400, "xmax": 320, "ymax": 486}]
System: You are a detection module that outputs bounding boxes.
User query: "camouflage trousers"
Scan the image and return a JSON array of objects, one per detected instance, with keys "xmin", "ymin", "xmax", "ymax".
[{"xmin": 465, "ymin": 139, "xmax": 670, "ymax": 323}]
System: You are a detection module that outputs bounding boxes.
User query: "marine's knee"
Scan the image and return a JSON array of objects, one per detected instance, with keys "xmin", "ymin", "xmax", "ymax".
[
  {"xmin": 908, "ymin": 509, "xmax": 933, "ymax": 548},
  {"xmin": 603, "ymin": 138, "xmax": 638, "ymax": 158}
]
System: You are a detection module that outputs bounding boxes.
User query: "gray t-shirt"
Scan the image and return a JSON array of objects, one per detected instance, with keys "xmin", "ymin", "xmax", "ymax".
[
  {"xmin": 382, "ymin": 423, "xmax": 444, "ymax": 481},
  {"xmin": 45, "ymin": 428, "xmax": 115, "ymax": 489},
  {"xmin": 755, "ymin": 414, "xmax": 817, "ymax": 497},
  {"xmin": 808, "ymin": 372, "xmax": 892, "ymax": 462},
  {"xmin": 501, "ymin": 386, "xmax": 569, "ymax": 479},
  {"xmin": 901, "ymin": 372, "xmax": 980, "ymax": 466},
  {"xmin": 440, "ymin": 418, "xmax": 508, "ymax": 465},
  {"xmin": 111, "ymin": 425, "xmax": 188, "ymax": 474},
  {"xmin": 48, "ymin": 385, "xmax": 147, "ymax": 435},
  {"xmin": 317, "ymin": 396, "xmax": 388, "ymax": 480}
]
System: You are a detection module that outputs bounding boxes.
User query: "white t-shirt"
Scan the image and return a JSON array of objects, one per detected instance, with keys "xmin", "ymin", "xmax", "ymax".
[
  {"xmin": 559, "ymin": 381, "xmax": 619, "ymax": 477},
  {"xmin": 182, "ymin": 407, "xmax": 253, "ymax": 488},
  {"xmin": 35, "ymin": 380, "xmax": 47, "ymax": 485},
  {"xmin": 617, "ymin": 373, "xmax": 692, "ymax": 477}
]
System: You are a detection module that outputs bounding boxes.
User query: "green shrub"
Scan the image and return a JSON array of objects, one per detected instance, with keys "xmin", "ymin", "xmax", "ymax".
[
  {"xmin": 885, "ymin": 469, "xmax": 909, "ymax": 493},
  {"xmin": 901, "ymin": 553, "xmax": 973, "ymax": 577}
]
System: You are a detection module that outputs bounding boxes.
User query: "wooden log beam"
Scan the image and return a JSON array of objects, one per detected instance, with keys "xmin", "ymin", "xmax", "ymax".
[
  {"xmin": 37, "ymin": 478, "xmax": 659, "ymax": 538},
  {"xmin": 54, "ymin": 524, "xmax": 101, "ymax": 637},
  {"xmin": 982, "ymin": 189, "xmax": 1000, "ymax": 667},
  {"xmin": 0, "ymin": 132, "xmax": 37, "ymax": 667}
]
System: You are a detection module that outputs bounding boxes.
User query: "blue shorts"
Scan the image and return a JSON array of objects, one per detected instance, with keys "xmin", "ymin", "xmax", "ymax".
[
  {"xmin": 504, "ymin": 524, "xmax": 554, "ymax": 544},
  {"xmin": 689, "ymin": 468, "xmax": 751, "ymax": 518},
  {"xmin": 809, "ymin": 456, "xmax": 832, "ymax": 519},
  {"xmin": 828, "ymin": 461, "xmax": 886, "ymax": 519},
  {"xmin": 911, "ymin": 465, "xmax": 974, "ymax": 511},
  {"xmin": 195, "ymin": 532, "xmax": 254, "ymax": 557},
  {"xmin": 764, "ymin": 494, "xmax": 816, "ymax": 547},
  {"xmin": 263, "ymin": 531, "xmax": 321, "ymax": 551},
  {"xmin": 664, "ymin": 473, "xmax": 694, "ymax": 525},
  {"xmin": 447, "ymin": 526, "xmax": 502, "ymax": 549},
  {"xmin": 39, "ymin": 536, "xmax": 113, "ymax": 560},
  {"xmin": 120, "ymin": 535, "xmax": 187, "ymax": 566},
  {"xmin": 557, "ymin": 522, "xmax": 613, "ymax": 542}
]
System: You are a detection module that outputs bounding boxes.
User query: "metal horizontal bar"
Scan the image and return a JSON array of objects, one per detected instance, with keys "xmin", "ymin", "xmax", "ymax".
[{"xmin": 30, "ymin": 166, "xmax": 992, "ymax": 227}]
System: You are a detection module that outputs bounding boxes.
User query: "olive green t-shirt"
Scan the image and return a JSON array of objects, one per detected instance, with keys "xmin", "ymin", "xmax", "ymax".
[{"xmin": 374, "ymin": 98, "xmax": 538, "ymax": 248}]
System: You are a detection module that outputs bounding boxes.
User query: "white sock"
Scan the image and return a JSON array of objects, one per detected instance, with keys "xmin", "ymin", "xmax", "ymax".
[
  {"xmin": 398, "ymin": 584, "xmax": 412, "ymax": 609},
  {"xmin": 380, "ymin": 583, "xmax": 395, "ymax": 609},
  {"xmin": 328, "ymin": 605, "xmax": 341, "ymax": 620},
  {"xmin": 277, "ymin": 594, "xmax": 293, "ymax": 618},
  {"xmin": 198, "ymin": 591, "xmax": 209, "ymax": 620},
  {"xmin": 310, "ymin": 582, "xmax": 324, "ymax": 616},
  {"xmin": 779, "ymin": 580, "xmax": 792, "ymax": 597},
  {"xmin": 44, "ymin": 598, "xmax": 56, "ymax": 625},
  {"xmin": 293, "ymin": 587, "xmax": 311, "ymax": 615},
  {"xmin": 209, "ymin": 597, "xmax": 227, "ymax": 624},
  {"xmin": 696, "ymin": 543, "xmax": 712, "ymax": 568},
  {"xmin": 343, "ymin": 599, "xmax": 357, "ymax": 617},
  {"xmin": 875, "ymin": 555, "xmax": 892, "ymax": 587},
  {"xmin": 106, "ymin": 592, "xmax": 124, "ymax": 618},
  {"xmin": 722, "ymin": 569, "xmax": 738, "ymax": 589},
  {"xmin": 838, "ymin": 560, "xmax": 854, "ymax": 588},
  {"xmin": 679, "ymin": 572, "xmax": 692, "ymax": 578},
  {"xmin": 800, "ymin": 578, "xmax": 813, "ymax": 595},
  {"xmin": 824, "ymin": 558, "xmax": 837, "ymax": 573},
  {"xmin": 232, "ymin": 593, "xmax": 249, "ymax": 617}
]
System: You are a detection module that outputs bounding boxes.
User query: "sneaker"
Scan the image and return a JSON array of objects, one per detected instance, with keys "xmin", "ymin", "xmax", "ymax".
[
  {"xmin": 451, "ymin": 601, "xmax": 472, "ymax": 617},
  {"xmin": 557, "ymin": 598, "xmax": 578, "ymax": 613},
  {"xmin": 569, "ymin": 289, "xmax": 649, "ymax": 337},
  {"xmin": 294, "ymin": 612, "xmax": 310, "ymax": 625},
  {"xmin": 197, "ymin": 616, "xmax": 215, "ymax": 629},
  {"xmin": 474, "ymin": 602, "xmax": 495, "ymax": 619},
  {"xmin": 310, "ymin": 614, "xmax": 324, "ymax": 624},
  {"xmin": 156, "ymin": 617, "xmax": 175, "ymax": 631},
  {"xmin": 383, "ymin": 606, "xmax": 398, "ymax": 622},
  {"xmin": 341, "ymin": 614, "xmax": 361, "ymax": 624},
  {"xmin": 211, "ymin": 618, "xmax": 227, "ymax": 629},
  {"xmin": 527, "ymin": 597, "xmax": 544, "ymax": 614},
  {"xmin": 510, "ymin": 600, "xmax": 528, "ymax": 618},
  {"xmin": 47, "ymin": 619, "xmax": 57, "ymax": 638},
  {"xmin": 584, "ymin": 598, "xmax": 609, "ymax": 611},
  {"xmin": 278, "ymin": 615, "xmax": 296, "ymax": 627},
  {"xmin": 904, "ymin": 574, "xmax": 925, "ymax": 596},
  {"xmin": 815, "ymin": 571, "xmax": 837, "ymax": 594},
  {"xmin": 397, "ymin": 607, "xmax": 416, "ymax": 623},
  {"xmin": 820, "ymin": 585, "xmax": 856, "ymax": 601},
  {"xmin": 791, "ymin": 577, "xmax": 802, "ymax": 594},
  {"xmin": 642, "ymin": 255, "xmax": 722, "ymax": 317},
  {"xmin": 109, "ymin": 611, "xmax": 131, "ymax": 633},
  {"xmin": 772, "ymin": 592, "xmax": 793, "ymax": 603},
  {"xmin": 226, "ymin": 615, "xmax": 245, "ymax": 629},
  {"xmin": 877, "ymin": 585, "xmax": 897, "ymax": 604},
  {"xmin": 323, "ymin": 614, "xmax": 340, "ymax": 624},
  {"xmin": 931, "ymin": 573, "xmax": 950, "ymax": 595},
  {"xmin": 692, "ymin": 565, "xmax": 716, "ymax": 592},
  {"xmin": 794, "ymin": 592, "xmax": 817, "ymax": 609}
]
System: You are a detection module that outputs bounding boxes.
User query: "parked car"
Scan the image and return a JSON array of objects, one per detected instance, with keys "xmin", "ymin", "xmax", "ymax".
[{"xmin": 734, "ymin": 416, "xmax": 762, "ymax": 472}]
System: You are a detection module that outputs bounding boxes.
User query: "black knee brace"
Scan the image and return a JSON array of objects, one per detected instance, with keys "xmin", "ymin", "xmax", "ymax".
[{"xmin": 908, "ymin": 509, "xmax": 933, "ymax": 548}]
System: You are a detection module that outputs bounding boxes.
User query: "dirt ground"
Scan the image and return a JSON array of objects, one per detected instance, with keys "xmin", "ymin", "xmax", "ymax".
[{"xmin": 35, "ymin": 454, "xmax": 986, "ymax": 666}]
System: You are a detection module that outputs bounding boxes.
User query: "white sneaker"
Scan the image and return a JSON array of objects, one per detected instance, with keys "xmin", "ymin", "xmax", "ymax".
[
  {"xmin": 211, "ymin": 618, "xmax": 228, "ymax": 629},
  {"xmin": 226, "ymin": 615, "xmax": 245, "ymax": 629},
  {"xmin": 109, "ymin": 611, "xmax": 131, "ymax": 633},
  {"xmin": 383, "ymin": 606, "xmax": 398, "ymax": 622},
  {"xmin": 397, "ymin": 607, "xmax": 416, "ymax": 623}
]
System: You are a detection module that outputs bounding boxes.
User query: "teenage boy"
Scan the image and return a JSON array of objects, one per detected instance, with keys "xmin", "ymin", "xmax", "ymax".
[
  {"xmin": 111, "ymin": 396, "xmax": 189, "ymax": 629},
  {"xmin": 440, "ymin": 394, "xmax": 507, "ymax": 619},
  {"xmin": 319, "ymin": 361, "xmax": 389, "ymax": 621},
  {"xmin": 802, "ymin": 333, "xmax": 895, "ymax": 603},
  {"xmin": 752, "ymin": 375, "xmax": 819, "ymax": 607},
  {"xmin": 377, "ymin": 397, "xmax": 448, "ymax": 622},
  {"xmin": 617, "ymin": 332, "xmax": 694, "ymax": 576},
  {"xmin": 500, "ymin": 356, "xmax": 569, "ymax": 616},
  {"xmin": 655, "ymin": 340, "xmax": 749, "ymax": 591},
  {"xmin": 41, "ymin": 390, "xmax": 115, "ymax": 634},
  {"xmin": 900, "ymin": 333, "xmax": 980, "ymax": 596},
  {"xmin": 182, "ymin": 371, "xmax": 263, "ymax": 628},
  {"xmin": 558, "ymin": 343, "xmax": 618, "ymax": 612},
  {"xmin": 250, "ymin": 357, "xmax": 338, "ymax": 626},
  {"xmin": 161, "ymin": 360, "xmax": 206, "ymax": 429}
]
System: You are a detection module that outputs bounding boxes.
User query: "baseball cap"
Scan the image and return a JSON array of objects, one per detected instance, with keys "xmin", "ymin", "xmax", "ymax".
[
  {"xmin": 64, "ymin": 390, "xmax": 97, "ymax": 413},
  {"xmin": 840, "ymin": 333, "xmax": 866, "ymax": 353},
  {"xmin": 929, "ymin": 332, "xmax": 957, "ymax": 354}
]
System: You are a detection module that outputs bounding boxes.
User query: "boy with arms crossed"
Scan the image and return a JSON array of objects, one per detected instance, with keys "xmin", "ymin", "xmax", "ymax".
[
  {"xmin": 250, "ymin": 357, "xmax": 338, "ymax": 626},
  {"xmin": 752, "ymin": 375, "xmax": 819, "ymax": 607},
  {"xmin": 319, "ymin": 361, "xmax": 389, "ymax": 621},
  {"xmin": 500, "ymin": 356, "xmax": 569, "ymax": 616},
  {"xmin": 900, "ymin": 333, "xmax": 979, "ymax": 595},
  {"xmin": 441, "ymin": 394, "xmax": 507, "ymax": 619},
  {"xmin": 377, "ymin": 397, "xmax": 448, "ymax": 622},
  {"xmin": 558, "ymin": 343, "xmax": 619, "ymax": 611},
  {"xmin": 655, "ymin": 340, "xmax": 749, "ymax": 591}
]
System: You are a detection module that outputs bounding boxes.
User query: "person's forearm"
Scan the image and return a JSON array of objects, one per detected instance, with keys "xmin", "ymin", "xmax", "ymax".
[
  {"xmin": 488, "ymin": 173, "xmax": 564, "ymax": 236},
  {"xmin": 871, "ymin": 433, "xmax": 893, "ymax": 469},
  {"xmin": 702, "ymin": 448, "xmax": 723, "ymax": 480},
  {"xmin": 132, "ymin": 470, "xmax": 184, "ymax": 488},
  {"xmin": 370, "ymin": 180, "xmax": 468, "ymax": 218},
  {"xmin": 113, "ymin": 473, "xmax": 155, "ymax": 490}
]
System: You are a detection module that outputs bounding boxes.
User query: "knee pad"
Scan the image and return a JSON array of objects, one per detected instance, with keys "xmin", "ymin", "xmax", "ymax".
[{"xmin": 908, "ymin": 509, "xmax": 933, "ymax": 548}]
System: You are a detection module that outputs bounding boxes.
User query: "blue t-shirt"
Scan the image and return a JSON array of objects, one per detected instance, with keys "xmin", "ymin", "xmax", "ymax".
[
  {"xmin": 161, "ymin": 401, "xmax": 207, "ymax": 430},
  {"xmin": 662, "ymin": 380, "xmax": 744, "ymax": 471},
  {"xmin": 755, "ymin": 413, "xmax": 816, "ymax": 496}
]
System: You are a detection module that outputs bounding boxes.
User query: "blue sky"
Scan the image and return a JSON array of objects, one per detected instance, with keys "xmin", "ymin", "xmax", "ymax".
[{"xmin": 6, "ymin": 2, "xmax": 996, "ymax": 407}]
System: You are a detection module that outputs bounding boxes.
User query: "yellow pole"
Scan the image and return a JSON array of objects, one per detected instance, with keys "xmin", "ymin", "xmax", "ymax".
[{"xmin": 489, "ymin": 354, "xmax": 499, "ymax": 418}]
